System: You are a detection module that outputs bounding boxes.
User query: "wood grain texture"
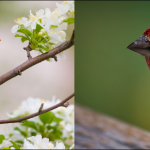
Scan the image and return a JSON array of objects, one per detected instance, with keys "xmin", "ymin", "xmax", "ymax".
[{"xmin": 75, "ymin": 105, "xmax": 150, "ymax": 149}]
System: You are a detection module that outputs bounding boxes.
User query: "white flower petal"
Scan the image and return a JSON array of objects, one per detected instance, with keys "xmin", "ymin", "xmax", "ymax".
[
  {"xmin": 24, "ymin": 20, "xmax": 31, "ymax": 28},
  {"xmin": 22, "ymin": 17, "xmax": 28, "ymax": 24},
  {"xmin": 48, "ymin": 142, "xmax": 54, "ymax": 149},
  {"xmin": 68, "ymin": 1, "xmax": 74, "ymax": 12},
  {"xmin": 27, "ymin": 136, "xmax": 36, "ymax": 143},
  {"xmin": 29, "ymin": 10, "xmax": 33, "ymax": 15},
  {"xmin": 57, "ymin": 53, "xmax": 66, "ymax": 60},
  {"xmin": 31, "ymin": 22, "xmax": 36, "ymax": 29},
  {"xmin": 40, "ymin": 138, "xmax": 49, "ymax": 149},
  {"xmin": 11, "ymin": 25, "xmax": 19, "ymax": 33},
  {"xmin": 55, "ymin": 142, "xmax": 65, "ymax": 149},
  {"xmin": 69, "ymin": 144, "xmax": 74, "ymax": 149},
  {"xmin": 23, "ymin": 139, "xmax": 37, "ymax": 149},
  {"xmin": 56, "ymin": 2, "xmax": 70, "ymax": 15},
  {"xmin": 45, "ymin": 8, "xmax": 51, "ymax": 18},
  {"xmin": 65, "ymin": 123, "xmax": 73, "ymax": 132},
  {"xmin": 44, "ymin": 21, "xmax": 52, "ymax": 33},
  {"xmin": 58, "ymin": 31, "xmax": 66, "ymax": 41},
  {"xmin": 58, "ymin": 16, "xmax": 67, "ymax": 23},
  {"xmin": 59, "ymin": 22, "xmax": 68, "ymax": 31},
  {"xmin": 6, "ymin": 112, "xmax": 18, "ymax": 118},
  {"xmin": 50, "ymin": 33, "xmax": 63, "ymax": 43},
  {"xmin": 71, "ymin": 133, "xmax": 74, "ymax": 139},
  {"xmin": 36, "ymin": 9, "xmax": 44, "ymax": 17}
]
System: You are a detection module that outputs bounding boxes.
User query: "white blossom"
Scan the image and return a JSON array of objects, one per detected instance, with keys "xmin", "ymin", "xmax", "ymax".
[
  {"xmin": 11, "ymin": 1, "xmax": 74, "ymax": 61},
  {"xmin": 21, "ymin": 134, "xmax": 65, "ymax": 149},
  {"xmin": 7, "ymin": 95, "xmax": 74, "ymax": 138}
]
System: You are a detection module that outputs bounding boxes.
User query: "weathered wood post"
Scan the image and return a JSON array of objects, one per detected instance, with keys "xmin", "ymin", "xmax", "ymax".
[{"xmin": 75, "ymin": 105, "xmax": 150, "ymax": 149}]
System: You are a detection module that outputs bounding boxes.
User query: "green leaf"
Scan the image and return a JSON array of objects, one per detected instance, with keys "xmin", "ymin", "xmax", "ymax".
[
  {"xmin": 53, "ymin": 117, "xmax": 63, "ymax": 123},
  {"xmin": 39, "ymin": 49, "xmax": 44, "ymax": 54},
  {"xmin": 38, "ymin": 45, "xmax": 49, "ymax": 52},
  {"xmin": 0, "ymin": 135, "xmax": 5, "ymax": 144},
  {"xmin": 21, "ymin": 37, "xmax": 29, "ymax": 43},
  {"xmin": 49, "ymin": 128, "xmax": 62, "ymax": 141},
  {"xmin": 15, "ymin": 32, "xmax": 30, "ymax": 43},
  {"xmin": 31, "ymin": 38, "xmax": 38, "ymax": 47},
  {"xmin": 14, "ymin": 127, "xmax": 27, "ymax": 137},
  {"xmin": 36, "ymin": 24, "xmax": 43, "ymax": 33},
  {"xmin": 39, "ymin": 112, "xmax": 54, "ymax": 124},
  {"xmin": 9, "ymin": 140, "xmax": 20, "ymax": 150},
  {"xmin": 31, "ymin": 132, "xmax": 36, "ymax": 136},
  {"xmin": 15, "ymin": 140, "xmax": 24, "ymax": 145},
  {"xmin": 19, "ymin": 26, "xmax": 25, "ymax": 30},
  {"xmin": 43, "ymin": 47, "xmax": 49, "ymax": 52},
  {"xmin": 17, "ymin": 28, "xmax": 31, "ymax": 37},
  {"xmin": 38, "ymin": 41, "xmax": 44, "ymax": 46},
  {"xmin": 38, "ymin": 124, "xmax": 45, "ymax": 133},
  {"xmin": 2, "ymin": 147, "xmax": 10, "ymax": 149},
  {"xmin": 65, "ymin": 143, "xmax": 71, "ymax": 149},
  {"xmin": 46, "ymin": 58, "xmax": 50, "ymax": 61},
  {"xmin": 50, "ymin": 25, "xmax": 58, "ymax": 29},
  {"xmin": 63, "ymin": 18, "xmax": 74, "ymax": 25},
  {"xmin": 15, "ymin": 34, "xmax": 26, "ymax": 38},
  {"xmin": 22, "ymin": 120, "xmax": 38, "ymax": 131}
]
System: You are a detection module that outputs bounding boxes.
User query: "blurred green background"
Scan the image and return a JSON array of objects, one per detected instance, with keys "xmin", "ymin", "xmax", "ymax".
[{"xmin": 76, "ymin": 1, "xmax": 150, "ymax": 131}]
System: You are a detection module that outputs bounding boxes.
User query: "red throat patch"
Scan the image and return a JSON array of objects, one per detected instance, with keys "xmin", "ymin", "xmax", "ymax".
[
  {"xmin": 143, "ymin": 28, "xmax": 150, "ymax": 38},
  {"xmin": 145, "ymin": 57, "xmax": 150, "ymax": 69}
]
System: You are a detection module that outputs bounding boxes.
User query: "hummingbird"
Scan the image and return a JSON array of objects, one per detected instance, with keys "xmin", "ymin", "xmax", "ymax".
[{"xmin": 127, "ymin": 28, "xmax": 150, "ymax": 69}]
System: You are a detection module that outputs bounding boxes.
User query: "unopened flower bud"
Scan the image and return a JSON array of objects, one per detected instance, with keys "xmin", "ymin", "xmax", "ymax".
[
  {"xmin": 59, "ymin": 121, "xmax": 65, "ymax": 129},
  {"xmin": 38, "ymin": 32, "xmax": 43, "ymax": 36},
  {"xmin": 41, "ymin": 29, "xmax": 46, "ymax": 34}
]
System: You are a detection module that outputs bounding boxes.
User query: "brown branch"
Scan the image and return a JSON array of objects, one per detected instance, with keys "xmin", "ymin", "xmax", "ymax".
[
  {"xmin": 62, "ymin": 102, "xmax": 69, "ymax": 107},
  {"xmin": 53, "ymin": 55, "xmax": 58, "ymax": 61},
  {"xmin": 38, "ymin": 103, "xmax": 44, "ymax": 114},
  {"xmin": 23, "ymin": 42, "xmax": 32, "ymax": 59},
  {"xmin": 0, "ymin": 29, "xmax": 74, "ymax": 85},
  {"xmin": 0, "ymin": 93, "xmax": 74, "ymax": 124}
]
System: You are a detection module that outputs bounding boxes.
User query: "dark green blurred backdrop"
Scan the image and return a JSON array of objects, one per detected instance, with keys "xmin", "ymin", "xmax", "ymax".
[{"xmin": 76, "ymin": 1, "xmax": 150, "ymax": 131}]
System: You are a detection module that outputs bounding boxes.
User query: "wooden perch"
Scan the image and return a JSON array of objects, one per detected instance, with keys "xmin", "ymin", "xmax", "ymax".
[{"xmin": 75, "ymin": 105, "xmax": 150, "ymax": 149}]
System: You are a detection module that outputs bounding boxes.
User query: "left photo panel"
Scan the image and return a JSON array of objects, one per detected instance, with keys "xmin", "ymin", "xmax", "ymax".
[{"xmin": 0, "ymin": 1, "xmax": 74, "ymax": 149}]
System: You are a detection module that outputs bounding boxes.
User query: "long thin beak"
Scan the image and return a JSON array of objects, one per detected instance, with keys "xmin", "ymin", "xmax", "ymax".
[{"xmin": 127, "ymin": 35, "xmax": 150, "ymax": 57}]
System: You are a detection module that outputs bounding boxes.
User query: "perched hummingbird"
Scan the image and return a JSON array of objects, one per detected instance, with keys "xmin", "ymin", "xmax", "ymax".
[{"xmin": 127, "ymin": 28, "xmax": 150, "ymax": 69}]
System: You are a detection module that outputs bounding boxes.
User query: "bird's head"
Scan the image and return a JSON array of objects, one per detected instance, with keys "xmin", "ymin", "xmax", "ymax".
[
  {"xmin": 127, "ymin": 28, "xmax": 150, "ymax": 69},
  {"xmin": 142, "ymin": 28, "xmax": 150, "ymax": 38}
]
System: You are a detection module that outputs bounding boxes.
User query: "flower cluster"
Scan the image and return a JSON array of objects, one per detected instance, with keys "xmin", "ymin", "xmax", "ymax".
[
  {"xmin": 0, "ymin": 134, "xmax": 74, "ymax": 149},
  {"xmin": 11, "ymin": 1, "xmax": 74, "ymax": 61},
  {"xmin": 12, "ymin": 134, "xmax": 66, "ymax": 149},
  {"xmin": 22, "ymin": 134, "xmax": 65, "ymax": 149},
  {"xmin": 0, "ymin": 96, "xmax": 74, "ymax": 149}
]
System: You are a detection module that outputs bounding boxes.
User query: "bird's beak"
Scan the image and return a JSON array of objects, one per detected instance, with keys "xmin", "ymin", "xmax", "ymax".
[{"xmin": 127, "ymin": 35, "xmax": 150, "ymax": 57}]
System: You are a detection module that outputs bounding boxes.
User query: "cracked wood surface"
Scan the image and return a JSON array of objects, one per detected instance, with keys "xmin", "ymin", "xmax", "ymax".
[{"xmin": 75, "ymin": 105, "xmax": 150, "ymax": 149}]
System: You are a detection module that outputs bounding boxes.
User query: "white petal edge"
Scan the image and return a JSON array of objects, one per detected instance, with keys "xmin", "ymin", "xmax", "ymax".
[
  {"xmin": 57, "ymin": 53, "xmax": 66, "ymax": 60},
  {"xmin": 11, "ymin": 25, "xmax": 18, "ymax": 33},
  {"xmin": 31, "ymin": 22, "xmax": 36, "ymax": 29}
]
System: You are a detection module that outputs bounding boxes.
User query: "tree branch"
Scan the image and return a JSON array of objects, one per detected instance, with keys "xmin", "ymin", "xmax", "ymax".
[
  {"xmin": 0, "ymin": 93, "xmax": 74, "ymax": 124},
  {"xmin": 23, "ymin": 42, "xmax": 32, "ymax": 60},
  {"xmin": 0, "ymin": 29, "xmax": 74, "ymax": 85}
]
